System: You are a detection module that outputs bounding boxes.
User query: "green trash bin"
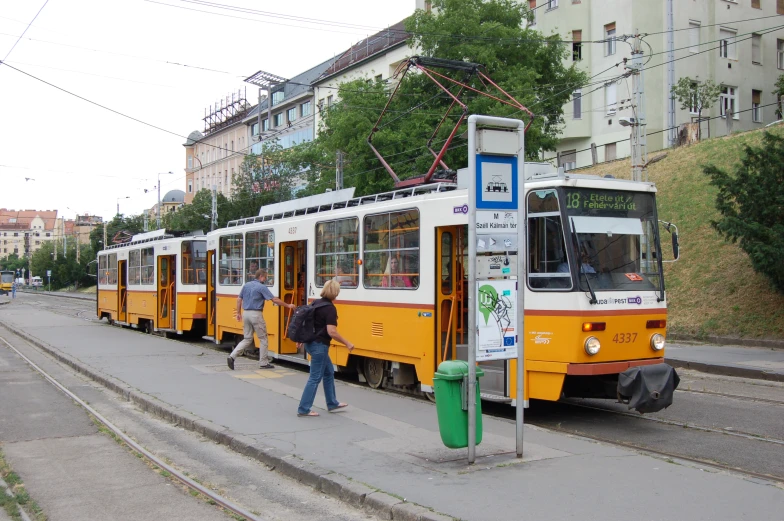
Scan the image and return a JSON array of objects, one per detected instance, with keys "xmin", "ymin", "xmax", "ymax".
[{"xmin": 433, "ymin": 360, "xmax": 484, "ymax": 449}]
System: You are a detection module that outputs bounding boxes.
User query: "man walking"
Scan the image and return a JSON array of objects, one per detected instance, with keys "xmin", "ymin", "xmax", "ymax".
[
  {"xmin": 228, "ymin": 268, "xmax": 295, "ymax": 370},
  {"xmin": 11, "ymin": 280, "xmax": 16, "ymax": 299}
]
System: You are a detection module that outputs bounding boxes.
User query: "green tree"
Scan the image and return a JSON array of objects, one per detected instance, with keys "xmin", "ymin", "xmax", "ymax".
[
  {"xmin": 162, "ymin": 188, "xmax": 232, "ymax": 232},
  {"xmin": 90, "ymin": 214, "xmax": 146, "ymax": 252},
  {"xmin": 773, "ymin": 74, "xmax": 784, "ymax": 119},
  {"xmin": 703, "ymin": 132, "xmax": 784, "ymax": 292},
  {"xmin": 292, "ymin": 0, "xmax": 587, "ymax": 195},
  {"xmin": 670, "ymin": 77, "xmax": 721, "ymax": 140},
  {"xmin": 228, "ymin": 145, "xmax": 297, "ymax": 220},
  {"xmin": 0, "ymin": 253, "xmax": 28, "ymax": 274}
]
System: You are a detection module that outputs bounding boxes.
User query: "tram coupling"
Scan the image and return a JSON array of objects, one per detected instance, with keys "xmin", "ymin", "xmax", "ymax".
[{"xmin": 617, "ymin": 364, "xmax": 680, "ymax": 414}]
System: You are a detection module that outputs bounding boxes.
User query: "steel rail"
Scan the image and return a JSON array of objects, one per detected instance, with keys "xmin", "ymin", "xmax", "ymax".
[{"xmin": 0, "ymin": 335, "xmax": 262, "ymax": 521}]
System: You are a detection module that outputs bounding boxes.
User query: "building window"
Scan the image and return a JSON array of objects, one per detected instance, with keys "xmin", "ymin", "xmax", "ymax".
[
  {"xmin": 273, "ymin": 113, "xmax": 283, "ymax": 127},
  {"xmin": 752, "ymin": 0, "xmax": 760, "ymax": 8},
  {"xmin": 559, "ymin": 150, "xmax": 577, "ymax": 171},
  {"xmin": 326, "ymin": 95, "xmax": 334, "ymax": 107},
  {"xmin": 720, "ymin": 86, "xmax": 739, "ymax": 120},
  {"xmin": 572, "ymin": 30, "xmax": 582, "ymax": 60},
  {"xmin": 719, "ymin": 28, "xmax": 736, "ymax": 59},
  {"xmin": 573, "ymin": 90, "xmax": 582, "ymax": 118},
  {"xmin": 752, "ymin": 90, "xmax": 762, "ymax": 123},
  {"xmin": 527, "ymin": 0, "xmax": 536, "ymax": 26},
  {"xmin": 605, "ymin": 23, "xmax": 616, "ymax": 56},
  {"xmin": 318, "ymin": 98, "xmax": 325, "ymax": 111},
  {"xmin": 605, "ymin": 142, "xmax": 617, "ymax": 161},
  {"xmin": 605, "ymin": 81, "xmax": 617, "ymax": 115},
  {"xmin": 231, "ymin": 140, "xmax": 234, "ymax": 151},
  {"xmin": 779, "ymin": 0, "xmax": 784, "ymax": 15},
  {"xmin": 188, "ymin": 180, "xmax": 193, "ymax": 193},
  {"xmin": 301, "ymin": 101, "xmax": 311, "ymax": 117},
  {"xmin": 688, "ymin": 82, "xmax": 700, "ymax": 114},
  {"xmin": 271, "ymin": 90, "xmax": 284, "ymax": 105},
  {"xmin": 46, "ymin": 232, "xmax": 50, "ymax": 237},
  {"xmin": 689, "ymin": 21, "xmax": 700, "ymax": 53},
  {"xmin": 375, "ymin": 74, "xmax": 383, "ymax": 82},
  {"xmin": 262, "ymin": 119, "xmax": 269, "ymax": 131},
  {"xmin": 188, "ymin": 157, "xmax": 193, "ymax": 169},
  {"xmin": 287, "ymin": 107, "xmax": 297, "ymax": 123},
  {"xmin": 751, "ymin": 33, "xmax": 762, "ymax": 64},
  {"xmin": 547, "ymin": 0, "xmax": 558, "ymax": 9}
]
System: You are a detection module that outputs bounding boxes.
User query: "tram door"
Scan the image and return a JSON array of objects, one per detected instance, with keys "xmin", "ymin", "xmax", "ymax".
[
  {"xmin": 435, "ymin": 226, "xmax": 467, "ymax": 370},
  {"xmin": 157, "ymin": 255, "xmax": 175, "ymax": 330},
  {"xmin": 279, "ymin": 241, "xmax": 307, "ymax": 356},
  {"xmin": 118, "ymin": 260, "xmax": 127, "ymax": 323},
  {"xmin": 206, "ymin": 250, "xmax": 216, "ymax": 338}
]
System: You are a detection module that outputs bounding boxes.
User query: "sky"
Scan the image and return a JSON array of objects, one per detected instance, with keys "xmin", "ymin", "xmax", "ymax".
[{"xmin": 0, "ymin": 0, "xmax": 416, "ymax": 221}]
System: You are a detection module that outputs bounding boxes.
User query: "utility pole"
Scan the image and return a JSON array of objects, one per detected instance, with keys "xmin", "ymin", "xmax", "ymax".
[
  {"xmin": 335, "ymin": 150, "xmax": 344, "ymax": 190},
  {"xmin": 53, "ymin": 219, "xmax": 57, "ymax": 260},
  {"xmin": 666, "ymin": 0, "xmax": 676, "ymax": 148},
  {"xmin": 628, "ymin": 32, "xmax": 648, "ymax": 182},
  {"xmin": 103, "ymin": 222, "xmax": 108, "ymax": 250},
  {"xmin": 143, "ymin": 214, "xmax": 149, "ymax": 232},
  {"xmin": 211, "ymin": 184, "xmax": 218, "ymax": 231}
]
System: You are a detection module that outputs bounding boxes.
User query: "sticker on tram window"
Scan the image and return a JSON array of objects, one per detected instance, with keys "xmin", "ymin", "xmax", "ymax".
[
  {"xmin": 625, "ymin": 273, "xmax": 644, "ymax": 281},
  {"xmin": 612, "ymin": 333, "xmax": 638, "ymax": 344}
]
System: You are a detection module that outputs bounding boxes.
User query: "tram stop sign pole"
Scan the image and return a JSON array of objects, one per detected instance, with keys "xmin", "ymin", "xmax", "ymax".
[{"xmin": 467, "ymin": 115, "xmax": 526, "ymax": 463}]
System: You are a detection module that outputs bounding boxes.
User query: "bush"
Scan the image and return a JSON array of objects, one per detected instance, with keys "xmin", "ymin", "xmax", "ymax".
[{"xmin": 703, "ymin": 132, "xmax": 784, "ymax": 292}]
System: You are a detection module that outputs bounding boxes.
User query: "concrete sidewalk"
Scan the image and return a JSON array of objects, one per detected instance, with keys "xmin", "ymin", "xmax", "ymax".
[
  {"xmin": 1, "ymin": 301, "xmax": 782, "ymax": 520},
  {"xmin": 666, "ymin": 342, "xmax": 784, "ymax": 382}
]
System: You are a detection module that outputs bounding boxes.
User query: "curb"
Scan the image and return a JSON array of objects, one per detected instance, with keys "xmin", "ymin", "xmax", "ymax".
[
  {"xmin": 668, "ymin": 333, "xmax": 784, "ymax": 350},
  {"xmin": 18, "ymin": 290, "xmax": 95, "ymax": 302},
  {"xmin": 666, "ymin": 358, "xmax": 784, "ymax": 383},
  {"xmin": 0, "ymin": 321, "xmax": 455, "ymax": 521}
]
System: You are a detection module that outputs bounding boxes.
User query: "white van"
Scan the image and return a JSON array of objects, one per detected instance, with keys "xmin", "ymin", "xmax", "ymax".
[{"xmin": 31, "ymin": 276, "xmax": 43, "ymax": 287}]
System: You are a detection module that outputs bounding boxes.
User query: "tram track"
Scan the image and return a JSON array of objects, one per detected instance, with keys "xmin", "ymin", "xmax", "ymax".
[{"xmin": 0, "ymin": 334, "xmax": 262, "ymax": 521}]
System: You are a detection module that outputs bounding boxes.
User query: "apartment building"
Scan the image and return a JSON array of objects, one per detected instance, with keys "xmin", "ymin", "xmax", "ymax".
[
  {"xmin": 54, "ymin": 214, "xmax": 103, "ymax": 249},
  {"xmin": 528, "ymin": 0, "xmax": 783, "ymax": 169},
  {"xmin": 313, "ymin": 20, "xmax": 411, "ymax": 132},
  {"xmin": 0, "ymin": 208, "xmax": 57, "ymax": 260},
  {"xmin": 183, "ymin": 92, "xmax": 253, "ymax": 203}
]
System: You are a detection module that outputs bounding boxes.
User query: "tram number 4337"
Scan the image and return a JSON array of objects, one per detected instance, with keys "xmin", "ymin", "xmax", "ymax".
[{"xmin": 613, "ymin": 333, "xmax": 638, "ymax": 344}]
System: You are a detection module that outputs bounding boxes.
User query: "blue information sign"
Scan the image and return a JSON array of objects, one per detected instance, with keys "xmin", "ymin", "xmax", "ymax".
[{"xmin": 475, "ymin": 154, "xmax": 518, "ymax": 210}]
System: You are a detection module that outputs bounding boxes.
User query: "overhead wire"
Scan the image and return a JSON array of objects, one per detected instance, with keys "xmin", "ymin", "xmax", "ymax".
[{"xmin": 1, "ymin": 0, "xmax": 49, "ymax": 61}]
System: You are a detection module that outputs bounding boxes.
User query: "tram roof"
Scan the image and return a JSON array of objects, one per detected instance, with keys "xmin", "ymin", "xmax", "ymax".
[{"xmin": 100, "ymin": 229, "xmax": 205, "ymax": 252}]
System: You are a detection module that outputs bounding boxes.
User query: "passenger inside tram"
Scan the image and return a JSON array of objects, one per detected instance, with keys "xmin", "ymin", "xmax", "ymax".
[{"xmin": 382, "ymin": 256, "xmax": 413, "ymax": 288}]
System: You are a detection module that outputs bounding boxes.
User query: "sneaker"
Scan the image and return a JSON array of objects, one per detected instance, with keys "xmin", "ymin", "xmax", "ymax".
[
  {"xmin": 227, "ymin": 356, "xmax": 235, "ymax": 370},
  {"xmin": 259, "ymin": 364, "xmax": 275, "ymax": 370}
]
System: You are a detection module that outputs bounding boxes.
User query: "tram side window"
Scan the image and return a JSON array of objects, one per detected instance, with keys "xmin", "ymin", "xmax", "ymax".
[
  {"xmin": 181, "ymin": 241, "xmax": 207, "ymax": 284},
  {"xmin": 219, "ymin": 234, "xmax": 243, "ymax": 285},
  {"xmin": 363, "ymin": 209, "xmax": 419, "ymax": 289},
  {"xmin": 128, "ymin": 250, "xmax": 141, "ymax": 285},
  {"xmin": 99, "ymin": 255, "xmax": 108, "ymax": 285},
  {"xmin": 315, "ymin": 218, "xmax": 358, "ymax": 287},
  {"xmin": 527, "ymin": 190, "xmax": 572, "ymax": 291},
  {"xmin": 141, "ymin": 247, "xmax": 155, "ymax": 285},
  {"xmin": 108, "ymin": 254, "xmax": 117, "ymax": 285},
  {"xmin": 245, "ymin": 230, "xmax": 274, "ymax": 285}
]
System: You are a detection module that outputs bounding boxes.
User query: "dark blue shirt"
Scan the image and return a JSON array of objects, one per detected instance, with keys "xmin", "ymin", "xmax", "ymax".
[{"xmin": 238, "ymin": 280, "xmax": 275, "ymax": 310}]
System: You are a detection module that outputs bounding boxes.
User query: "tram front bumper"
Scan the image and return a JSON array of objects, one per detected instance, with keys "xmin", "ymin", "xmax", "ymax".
[{"xmin": 617, "ymin": 363, "xmax": 680, "ymax": 414}]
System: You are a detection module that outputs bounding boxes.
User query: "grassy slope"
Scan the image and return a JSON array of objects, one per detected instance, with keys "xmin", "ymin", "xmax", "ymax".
[{"xmin": 577, "ymin": 125, "xmax": 784, "ymax": 339}]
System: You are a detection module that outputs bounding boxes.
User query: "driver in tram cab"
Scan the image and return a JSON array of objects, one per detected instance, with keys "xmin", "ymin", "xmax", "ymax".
[{"xmin": 557, "ymin": 249, "xmax": 596, "ymax": 274}]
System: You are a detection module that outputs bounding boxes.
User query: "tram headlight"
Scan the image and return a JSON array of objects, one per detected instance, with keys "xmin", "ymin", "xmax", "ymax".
[
  {"xmin": 584, "ymin": 336, "xmax": 601, "ymax": 356},
  {"xmin": 650, "ymin": 333, "xmax": 665, "ymax": 351}
]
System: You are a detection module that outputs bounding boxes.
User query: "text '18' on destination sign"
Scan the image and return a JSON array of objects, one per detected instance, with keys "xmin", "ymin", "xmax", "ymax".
[{"xmin": 476, "ymin": 211, "xmax": 517, "ymax": 234}]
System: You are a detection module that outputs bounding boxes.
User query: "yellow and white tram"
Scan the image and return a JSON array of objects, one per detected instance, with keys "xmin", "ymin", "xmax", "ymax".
[
  {"xmin": 97, "ymin": 230, "xmax": 207, "ymax": 335},
  {"xmin": 205, "ymin": 167, "xmax": 677, "ymax": 406}
]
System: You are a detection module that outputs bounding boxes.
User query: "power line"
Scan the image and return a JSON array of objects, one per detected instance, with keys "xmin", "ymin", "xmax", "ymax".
[{"xmin": 2, "ymin": 0, "xmax": 49, "ymax": 61}]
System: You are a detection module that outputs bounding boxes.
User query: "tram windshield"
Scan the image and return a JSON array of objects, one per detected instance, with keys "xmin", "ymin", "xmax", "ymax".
[
  {"xmin": 563, "ymin": 188, "xmax": 662, "ymax": 292},
  {"xmin": 1, "ymin": 272, "xmax": 13, "ymax": 284}
]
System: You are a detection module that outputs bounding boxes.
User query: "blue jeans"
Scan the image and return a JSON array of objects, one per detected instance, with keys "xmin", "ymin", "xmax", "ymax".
[{"xmin": 297, "ymin": 341, "xmax": 340, "ymax": 414}]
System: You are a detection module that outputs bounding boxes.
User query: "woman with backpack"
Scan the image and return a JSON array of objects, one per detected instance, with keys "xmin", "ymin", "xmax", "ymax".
[{"xmin": 297, "ymin": 279, "xmax": 355, "ymax": 417}]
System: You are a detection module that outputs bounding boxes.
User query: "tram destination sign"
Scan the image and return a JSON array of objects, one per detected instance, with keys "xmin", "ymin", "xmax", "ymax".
[{"xmin": 564, "ymin": 188, "xmax": 655, "ymax": 219}]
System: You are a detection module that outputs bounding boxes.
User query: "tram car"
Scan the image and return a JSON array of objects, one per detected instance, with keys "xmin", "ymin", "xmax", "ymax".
[
  {"xmin": 96, "ymin": 230, "xmax": 207, "ymax": 335},
  {"xmin": 205, "ymin": 166, "xmax": 679, "ymax": 409},
  {"xmin": 0, "ymin": 270, "xmax": 14, "ymax": 295}
]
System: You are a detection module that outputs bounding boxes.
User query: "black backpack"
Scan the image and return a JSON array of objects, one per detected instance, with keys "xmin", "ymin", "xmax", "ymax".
[{"xmin": 286, "ymin": 300, "xmax": 331, "ymax": 343}]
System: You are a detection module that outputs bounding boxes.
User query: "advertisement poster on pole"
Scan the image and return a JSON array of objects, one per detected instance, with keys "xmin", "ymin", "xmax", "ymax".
[{"xmin": 476, "ymin": 279, "xmax": 518, "ymax": 361}]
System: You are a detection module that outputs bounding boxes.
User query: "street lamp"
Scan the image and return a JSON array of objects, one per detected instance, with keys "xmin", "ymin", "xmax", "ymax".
[
  {"xmin": 116, "ymin": 196, "xmax": 130, "ymax": 216},
  {"xmin": 157, "ymin": 171, "xmax": 174, "ymax": 229}
]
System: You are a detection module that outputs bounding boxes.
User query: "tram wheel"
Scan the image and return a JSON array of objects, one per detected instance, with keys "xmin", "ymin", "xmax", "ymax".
[
  {"xmin": 425, "ymin": 392, "xmax": 436, "ymax": 403},
  {"xmin": 107, "ymin": 317, "xmax": 114, "ymax": 326},
  {"xmin": 363, "ymin": 358, "xmax": 386, "ymax": 389},
  {"xmin": 144, "ymin": 321, "xmax": 154, "ymax": 334}
]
